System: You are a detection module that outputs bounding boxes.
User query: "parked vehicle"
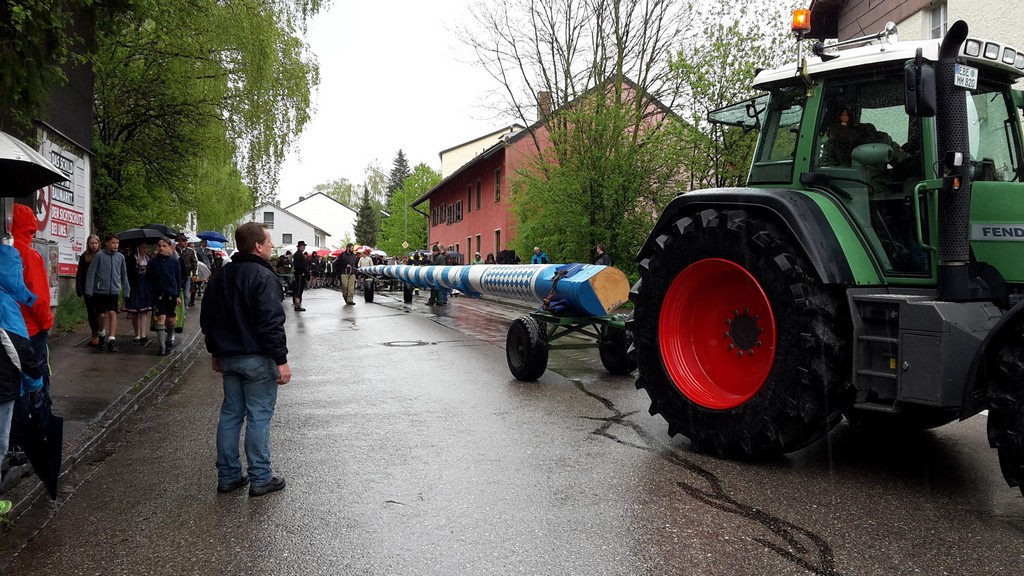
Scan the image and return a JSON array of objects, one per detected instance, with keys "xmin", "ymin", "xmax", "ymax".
[{"xmin": 627, "ymin": 16, "xmax": 1024, "ymax": 495}]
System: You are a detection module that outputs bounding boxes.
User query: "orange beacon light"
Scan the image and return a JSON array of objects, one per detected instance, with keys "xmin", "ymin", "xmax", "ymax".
[{"xmin": 792, "ymin": 9, "xmax": 811, "ymax": 34}]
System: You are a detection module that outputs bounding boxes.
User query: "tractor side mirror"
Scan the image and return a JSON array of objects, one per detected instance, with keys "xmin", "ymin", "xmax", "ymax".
[{"xmin": 905, "ymin": 49, "xmax": 936, "ymax": 117}]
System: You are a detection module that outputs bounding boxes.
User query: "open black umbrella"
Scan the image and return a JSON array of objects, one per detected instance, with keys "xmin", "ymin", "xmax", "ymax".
[
  {"xmin": 197, "ymin": 230, "xmax": 227, "ymax": 243},
  {"xmin": 117, "ymin": 227, "xmax": 167, "ymax": 243},
  {"xmin": 0, "ymin": 131, "xmax": 67, "ymax": 197},
  {"xmin": 142, "ymin": 223, "xmax": 180, "ymax": 240},
  {"xmin": 11, "ymin": 393, "xmax": 63, "ymax": 500}
]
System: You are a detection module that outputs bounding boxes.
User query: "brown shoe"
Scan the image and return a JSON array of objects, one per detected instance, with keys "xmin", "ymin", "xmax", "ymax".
[{"xmin": 88, "ymin": 335, "xmax": 100, "ymax": 346}]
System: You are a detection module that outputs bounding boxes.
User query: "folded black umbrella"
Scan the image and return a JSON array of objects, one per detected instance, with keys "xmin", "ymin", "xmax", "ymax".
[
  {"xmin": 11, "ymin": 392, "xmax": 63, "ymax": 500},
  {"xmin": 117, "ymin": 227, "xmax": 167, "ymax": 243}
]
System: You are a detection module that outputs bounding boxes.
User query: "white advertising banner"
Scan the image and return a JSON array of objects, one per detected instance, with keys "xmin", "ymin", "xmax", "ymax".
[{"xmin": 35, "ymin": 130, "xmax": 91, "ymax": 277}]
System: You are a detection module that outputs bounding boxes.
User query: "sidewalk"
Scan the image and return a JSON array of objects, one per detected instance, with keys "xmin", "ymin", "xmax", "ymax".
[{"xmin": 0, "ymin": 302, "xmax": 205, "ymax": 518}]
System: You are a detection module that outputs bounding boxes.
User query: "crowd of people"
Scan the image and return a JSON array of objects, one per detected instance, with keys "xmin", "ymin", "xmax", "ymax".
[
  {"xmin": 271, "ymin": 243, "xmax": 389, "ymax": 310},
  {"xmin": 75, "ymin": 232, "xmax": 224, "ymax": 354}
]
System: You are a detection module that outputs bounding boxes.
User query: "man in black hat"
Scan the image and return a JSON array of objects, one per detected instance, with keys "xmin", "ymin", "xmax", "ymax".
[
  {"xmin": 291, "ymin": 241, "xmax": 308, "ymax": 311},
  {"xmin": 337, "ymin": 243, "xmax": 360, "ymax": 305}
]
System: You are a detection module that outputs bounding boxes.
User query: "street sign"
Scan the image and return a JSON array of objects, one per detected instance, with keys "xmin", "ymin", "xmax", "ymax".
[{"xmin": 402, "ymin": 241, "xmax": 409, "ymax": 249}]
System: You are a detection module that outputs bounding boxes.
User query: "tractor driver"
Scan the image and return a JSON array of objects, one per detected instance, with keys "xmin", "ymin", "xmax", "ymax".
[{"xmin": 820, "ymin": 104, "xmax": 909, "ymax": 169}]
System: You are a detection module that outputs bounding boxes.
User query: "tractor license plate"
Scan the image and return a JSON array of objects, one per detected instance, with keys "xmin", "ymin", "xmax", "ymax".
[{"xmin": 954, "ymin": 64, "xmax": 978, "ymax": 90}]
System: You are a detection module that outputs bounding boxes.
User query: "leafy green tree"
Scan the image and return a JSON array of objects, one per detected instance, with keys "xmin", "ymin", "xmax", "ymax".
[
  {"xmin": 672, "ymin": 0, "xmax": 800, "ymax": 189},
  {"xmin": 465, "ymin": 0, "xmax": 691, "ymax": 273},
  {"xmin": 386, "ymin": 150, "xmax": 411, "ymax": 203},
  {"xmin": 90, "ymin": 0, "xmax": 321, "ymax": 232},
  {"xmin": 0, "ymin": 0, "xmax": 86, "ymax": 131},
  {"xmin": 312, "ymin": 178, "xmax": 355, "ymax": 207},
  {"xmin": 353, "ymin": 191, "xmax": 378, "ymax": 247},
  {"xmin": 378, "ymin": 162, "xmax": 438, "ymax": 256},
  {"xmin": 510, "ymin": 94, "xmax": 683, "ymax": 274}
]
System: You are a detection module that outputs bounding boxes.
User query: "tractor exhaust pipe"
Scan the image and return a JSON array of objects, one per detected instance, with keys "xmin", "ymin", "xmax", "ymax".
[{"xmin": 935, "ymin": 20, "xmax": 972, "ymax": 301}]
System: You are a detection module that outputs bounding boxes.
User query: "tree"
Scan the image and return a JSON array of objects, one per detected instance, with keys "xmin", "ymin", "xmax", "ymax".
[
  {"xmin": 353, "ymin": 191, "xmax": 378, "ymax": 247},
  {"xmin": 462, "ymin": 0, "xmax": 689, "ymax": 139},
  {"xmin": 378, "ymin": 163, "xmax": 439, "ymax": 256},
  {"xmin": 672, "ymin": 0, "xmax": 800, "ymax": 190},
  {"xmin": 463, "ymin": 0, "xmax": 692, "ymax": 273},
  {"xmin": 90, "ymin": 0, "xmax": 321, "ymax": 232},
  {"xmin": 387, "ymin": 150, "xmax": 411, "ymax": 204},
  {"xmin": 312, "ymin": 178, "xmax": 356, "ymax": 207},
  {"xmin": 362, "ymin": 162, "xmax": 388, "ymax": 206},
  {"xmin": 510, "ymin": 94, "xmax": 684, "ymax": 273},
  {"xmin": 0, "ymin": 0, "xmax": 86, "ymax": 132}
]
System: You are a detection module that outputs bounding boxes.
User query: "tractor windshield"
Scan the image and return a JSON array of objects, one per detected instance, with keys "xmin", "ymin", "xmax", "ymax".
[
  {"xmin": 967, "ymin": 82, "xmax": 1023, "ymax": 182},
  {"xmin": 811, "ymin": 74, "xmax": 929, "ymax": 275}
]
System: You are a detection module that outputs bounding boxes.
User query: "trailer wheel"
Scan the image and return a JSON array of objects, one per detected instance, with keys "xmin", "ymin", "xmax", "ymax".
[
  {"xmin": 363, "ymin": 279, "xmax": 374, "ymax": 303},
  {"xmin": 986, "ymin": 320, "xmax": 1024, "ymax": 496},
  {"xmin": 403, "ymin": 283, "xmax": 414, "ymax": 303},
  {"xmin": 506, "ymin": 316, "xmax": 549, "ymax": 381},
  {"xmin": 629, "ymin": 208, "xmax": 852, "ymax": 456},
  {"xmin": 599, "ymin": 327, "xmax": 636, "ymax": 375}
]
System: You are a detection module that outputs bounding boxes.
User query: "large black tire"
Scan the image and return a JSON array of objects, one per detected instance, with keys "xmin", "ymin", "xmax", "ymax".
[
  {"xmin": 986, "ymin": 319, "xmax": 1024, "ymax": 496},
  {"xmin": 363, "ymin": 278, "xmax": 374, "ymax": 302},
  {"xmin": 403, "ymin": 283, "xmax": 414, "ymax": 303},
  {"xmin": 599, "ymin": 327, "xmax": 636, "ymax": 375},
  {"xmin": 506, "ymin": 316, "xmax": 549, "ymax": 381},
  {"xmin": 628, "ymin": 208, "xmax": 853, "ymax": 456}
]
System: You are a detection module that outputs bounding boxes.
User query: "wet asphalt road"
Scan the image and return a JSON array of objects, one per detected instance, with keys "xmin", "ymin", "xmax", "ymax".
[{"xmin": 2, "ymin": 287, "xmax": 1024, "ymax": 575}]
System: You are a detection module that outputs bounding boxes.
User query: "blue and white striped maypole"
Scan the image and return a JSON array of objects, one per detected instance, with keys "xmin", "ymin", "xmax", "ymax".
[{"xmin": 361, "ymin": 263, "xmax": 629, "ymax": 317}]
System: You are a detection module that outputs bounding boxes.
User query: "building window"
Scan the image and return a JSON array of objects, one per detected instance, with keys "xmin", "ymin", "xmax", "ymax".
[
  {"xmin": 467, "ymin": 185, "xmax": 472, "ymax": 213},
  {"xmin": 494, "ymin": 229, "xmax": 501, "ymax": 254},
  {"xmin": 494, "ymin": 169, "xmax": 501, "ymax": 202},
  {"xmin": 930, "ymin": 3, "xmax": 946, "ymax": 39},
  {"xmin": 282, "ymin": 233, "xmax": 292, "ymax": 244},
  {"xmin": 475, "ymin": 234, "xmax": 481, "ymax": 256},
  {"xmin": 263, "ymin": 211, "xmax": 274, "ymax": 229},
  {"xmin": 476, "ymin": 180, "xmax": 481, "ymax": 210}
]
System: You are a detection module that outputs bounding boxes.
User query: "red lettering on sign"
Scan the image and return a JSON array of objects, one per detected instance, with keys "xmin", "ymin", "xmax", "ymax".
[{"xmin": 50, "ymin": 222, "xmax": 68, "ymax": 238}]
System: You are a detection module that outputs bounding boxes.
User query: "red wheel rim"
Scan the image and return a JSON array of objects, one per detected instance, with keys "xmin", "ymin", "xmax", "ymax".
[{"xmin": 659, "ymin": 258, "xmax": 776, "ymax": 409}]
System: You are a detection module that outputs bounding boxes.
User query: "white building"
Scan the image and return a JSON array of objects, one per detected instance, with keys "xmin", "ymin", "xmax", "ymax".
[
  {"xmin": 439, "ymin": 124, "xmax": 525, "ymax": 179},
  {"xmin": 240, "ymin": 202, "xmax": 328, "ymax": 252},
  {"xmin": 285, "ymin": 192, "xmax": 357, "ymax": 249}
]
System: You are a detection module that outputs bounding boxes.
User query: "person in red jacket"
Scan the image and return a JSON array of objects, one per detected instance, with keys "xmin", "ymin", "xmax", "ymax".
[{"xmin": 11, "ymin": 204, "xmax": 53, "ymax": 396}]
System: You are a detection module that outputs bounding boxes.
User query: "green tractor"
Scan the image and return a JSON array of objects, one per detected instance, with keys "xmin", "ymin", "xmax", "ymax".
[{"xmin": 628, "ymin": 19, "xmax": 1024, "ymax": 494}]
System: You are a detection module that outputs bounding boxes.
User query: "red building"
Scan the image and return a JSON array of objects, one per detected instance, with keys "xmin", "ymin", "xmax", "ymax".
[
  {"xmin": 413, "ymin": 79, "xmax": 674, "ymax": 263},
  {"xmin": 411, "ymin": 124, "xmax": 549, "ymax": 263}
]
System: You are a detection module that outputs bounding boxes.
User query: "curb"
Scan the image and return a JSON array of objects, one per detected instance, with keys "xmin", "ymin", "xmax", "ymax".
[{"xmin": 3, "ymin": 327, "xmax": 205, "ymax": 521}]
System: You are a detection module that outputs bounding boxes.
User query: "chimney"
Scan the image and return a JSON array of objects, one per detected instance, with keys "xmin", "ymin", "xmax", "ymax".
[{"xmin": 537, "ymin": 91, "xmax": 552, "ymax": 121}]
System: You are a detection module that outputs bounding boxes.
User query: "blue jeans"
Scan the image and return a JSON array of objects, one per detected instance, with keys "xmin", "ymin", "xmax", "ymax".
[{"xmin": 215, "ymin": 355, "xmax": 280, "ymax": 486}]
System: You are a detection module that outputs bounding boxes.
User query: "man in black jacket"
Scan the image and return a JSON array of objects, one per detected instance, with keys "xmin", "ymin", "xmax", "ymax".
[
  {"xmin": 337, "ymin": 243, "xmax": 360, "ymax": 305},
  {"xmin": 200, "ymin": 222, "xmax": 291, "ymax": 498},
  {"xmin": 291, "ymin": 241, "xmax": 308, "ymax": 311}
]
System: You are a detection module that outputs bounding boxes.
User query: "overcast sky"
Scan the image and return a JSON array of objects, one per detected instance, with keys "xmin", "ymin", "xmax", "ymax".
[{"xmin": 275, "ymin": 1, "xmax": 508, "ymax": 206}]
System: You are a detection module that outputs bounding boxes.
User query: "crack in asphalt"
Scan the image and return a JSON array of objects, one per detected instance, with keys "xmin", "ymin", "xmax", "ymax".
[{"xmin": 574, "ymin": 381, "xmax": 842, "ymax": 576}]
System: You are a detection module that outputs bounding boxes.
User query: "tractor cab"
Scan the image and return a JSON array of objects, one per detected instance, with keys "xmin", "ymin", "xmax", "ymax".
[{"xmin": 711, "ymin": 25, "xmax": 1024, "ymax": 288}]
